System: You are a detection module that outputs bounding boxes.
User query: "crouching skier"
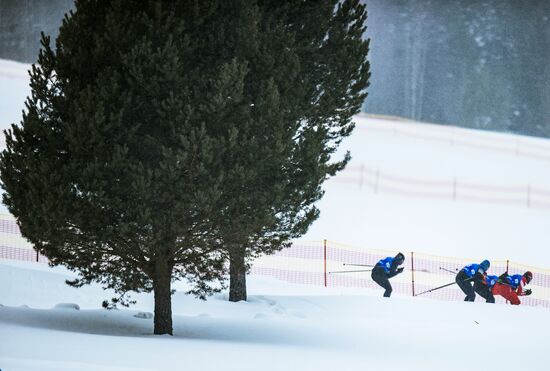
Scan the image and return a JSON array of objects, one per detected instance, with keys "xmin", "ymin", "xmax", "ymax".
[
  {"xmin": 492, "ymin": 271, "xmax": 533, "ymax": 305},
  {"xmin": 477, "ymin": 273, "xmax": 496, "ymax": 303},
  {"xmin": 455, "ymin": 260, "xmax": 492, "ymax": 302},
  {"xmin": 371, "ymin": 253, "xmax": 405, "ymax": 297},
  {"xmin": 485, "ymin": 274, "xmax": 499, "ymax": 291}
]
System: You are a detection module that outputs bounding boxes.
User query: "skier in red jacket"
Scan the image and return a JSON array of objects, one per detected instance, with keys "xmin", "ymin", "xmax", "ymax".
[{"xmin": 492, "ymin": 271, "xmax": 533, "ymax": 305}]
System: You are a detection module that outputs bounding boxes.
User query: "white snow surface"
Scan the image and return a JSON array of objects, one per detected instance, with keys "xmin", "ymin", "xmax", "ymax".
[
  {"xmin": 0, "ymin": 59, "xmax": 30, "ymax": 143},
  {"xmin": 2, "ymin": 57, "xmax": 550, "ymax": 370},
  {"xmin": 1, "ymin": 260, "xmax": 549, "ymax": 371}
]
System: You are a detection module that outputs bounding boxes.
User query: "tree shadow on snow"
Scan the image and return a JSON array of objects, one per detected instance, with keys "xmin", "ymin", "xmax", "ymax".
[{"xmin": 0, "ymin": 305, "xmax": 329, "ymax": 347}]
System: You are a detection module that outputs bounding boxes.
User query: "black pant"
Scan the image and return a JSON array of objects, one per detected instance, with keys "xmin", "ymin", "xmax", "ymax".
[
  {"xmin": 456, "ymin": 270, "xmax": 475, "ymax": 301},
  {"xmin": 474, "ymin": 280, "xmax": 495, "ymax": 303},
  {"xmin": 456, "ymin": 271, "xmax": 495, "ymax": 303},
  {"xmin": 371, "ymin": 266, "xmax": 392, "ymax": 297}
]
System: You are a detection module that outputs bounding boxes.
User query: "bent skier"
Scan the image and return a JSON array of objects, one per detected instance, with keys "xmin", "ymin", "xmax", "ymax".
[
  {"xmin": 492, "ymin": 271, "xmax": 533, "ymax": 305},
  {"xmin": 485, "ymin": 274, "xmax": 499, "ymax": 291},
  {"xmin": 371, "ymin": 252, "xmax": 405, "ymax": 297},
  {"xmin": 455, "ymin": 260, "xmax": 493, "ymax": 302},
  {"xmin": 476, "ymin": 272, "xmax": 496, "ymax": 303}
]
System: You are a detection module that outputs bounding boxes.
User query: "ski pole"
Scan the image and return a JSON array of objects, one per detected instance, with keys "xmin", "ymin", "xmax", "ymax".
[
  {"xmin": 343, "ymin": 263, "xmax": 374, "ymax": 268},
  {"xmin": 328, "ymin": 269, "xmax": 372, "ymax": 274},
  {"xmin": 414, "ymin": 281, "xmax": 457, "ymax": 296},
  {"xmin": 439, "ymin": 267, "xmax": 459, "ymax": 275},
  {"xmin": 414, "ymin": 277, "xmax": 473, "ymax": 296}
]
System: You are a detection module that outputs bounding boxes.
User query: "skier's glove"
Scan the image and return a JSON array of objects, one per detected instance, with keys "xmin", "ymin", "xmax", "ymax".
[
  {"xmin": 498, "ymin": 271, "xmax": 508, "ymax": 280},
  {"xmin": 397, "ymin": 267, "xmax": 404, "ymax": 274},
  {"xmin": 524, "ymin": 289, "xmax": 532, "ymax": 296}
]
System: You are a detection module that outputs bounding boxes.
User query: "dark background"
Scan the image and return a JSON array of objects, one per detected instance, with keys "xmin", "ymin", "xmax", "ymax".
[{"xmin": 1, "ymin": 0, "xmax": 549, "ymax": 137}]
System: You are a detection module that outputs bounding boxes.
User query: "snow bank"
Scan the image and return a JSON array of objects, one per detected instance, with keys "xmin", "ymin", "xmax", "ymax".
[{"xmin": 1, "ymin": 261, "xmax": 549, "ymax": 371}]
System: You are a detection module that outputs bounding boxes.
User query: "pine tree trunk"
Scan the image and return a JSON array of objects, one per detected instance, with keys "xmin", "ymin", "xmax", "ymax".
[
  {"xmin": 229, "ymin": 250, "xmax": 247, "ymax": 302},
  {"xmin": 153, "ymin": 259, "xmax": 173, "ymax": 335}
]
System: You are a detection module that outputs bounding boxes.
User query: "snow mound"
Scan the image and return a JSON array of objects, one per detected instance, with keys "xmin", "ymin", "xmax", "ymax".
[
  {"xmin": 133, "ymin": 311, "xmax": 153, "ymax": 319},
  {"xmin": 54, "ymin": 303, "xmax": 80, "ymax": 310}
]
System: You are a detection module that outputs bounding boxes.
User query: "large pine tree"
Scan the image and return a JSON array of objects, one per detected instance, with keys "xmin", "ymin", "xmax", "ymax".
[
  {"xmin": 0, "ymin": 0, "xmax": 370, "ymax": 334},
  {"xmin": 0, "ymin": 0, "xmax": 244, "ymax": 335}
]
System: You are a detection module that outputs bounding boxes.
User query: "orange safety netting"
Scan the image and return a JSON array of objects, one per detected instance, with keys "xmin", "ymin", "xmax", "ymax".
[
  {"xmin": 2, "ymin": 213, "xmax": 548, "ymax": 309},
  {"xmin": 251, "ymin": 240, "xmax": 550, "ymax": 308}
]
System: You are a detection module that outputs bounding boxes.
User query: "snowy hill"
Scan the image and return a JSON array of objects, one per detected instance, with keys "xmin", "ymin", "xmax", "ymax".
[
  {"xmin": 299, "ymin": 114, "xmax": 550, "ymax": 267},
  {"xmin": 0, "ymin": 59, "xmax": 30, "ymax": 152},
  {"xmin": 2, "ymin": 57, "xmax": 550, "ymax": 370},
  {"xmin": 1, "ymin": 260, "xmax": 550, "ymax": 371},
  {"xmin": 2, "ymin": 57, "xmax": 550, "ymax": 267}
]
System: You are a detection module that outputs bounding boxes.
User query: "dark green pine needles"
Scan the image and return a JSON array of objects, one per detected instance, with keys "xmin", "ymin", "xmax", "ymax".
[{"xmin": 0, "ymin": 0, "xmax": 370, "ymax": 335}]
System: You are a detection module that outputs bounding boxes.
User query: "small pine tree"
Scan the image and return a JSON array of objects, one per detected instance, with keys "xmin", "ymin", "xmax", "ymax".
[{"xmin": 209, "ymin": 0, "xmax": 371, "ymax": 301}]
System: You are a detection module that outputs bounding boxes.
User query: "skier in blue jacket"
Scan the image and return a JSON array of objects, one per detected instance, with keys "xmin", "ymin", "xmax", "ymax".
[
  {"xmin": 455, "ymin": 260, "xmax": 494, "ymax": 302},
  {"xmin": 371, "ymin": 252, "xmax": 405, "ymax": 297},
  {"xmin": 485, "ymin": 274, "xmax": 499, "ymax": 289}
]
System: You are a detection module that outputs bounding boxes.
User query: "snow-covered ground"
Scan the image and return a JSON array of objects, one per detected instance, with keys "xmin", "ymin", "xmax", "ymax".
[
  {"xmin": 0, "ymin": 59, "xmax": 30, "ymax": 152},
  {"xmin": 2, "ymin": 58, "xmax": 550, "ymax": 370},
  {"xmin": 1, "ymin": 260, "xmax": 549, "ymax": 371}
]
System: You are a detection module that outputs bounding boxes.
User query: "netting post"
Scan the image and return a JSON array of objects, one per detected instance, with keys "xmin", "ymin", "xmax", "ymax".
[
  {"xmin": 323, "ymin": 239, "xmax": 327, "ymax": 287},
  {"xmin": 36, "ymin": 249, "xmax": 39, "ymax": 262},
  {"xmin": 411, "ymin": 251, "xmax": 415, "ymax": 296}
]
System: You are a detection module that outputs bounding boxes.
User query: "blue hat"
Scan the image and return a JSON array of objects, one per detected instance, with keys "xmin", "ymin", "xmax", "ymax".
[{"xmin": 479, "ymin": 260, "xmax": 490, "ymax": 271}]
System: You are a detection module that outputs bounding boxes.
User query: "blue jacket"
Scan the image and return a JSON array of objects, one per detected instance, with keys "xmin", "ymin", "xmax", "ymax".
[
  {"xmin": 377, "ymin": 257, "xmax": 394, "ymax": 274},
  {"xmin": 504, "ymin": 274, "xmax": 523, "ymax": 290},
  {"xmin": 462, "ymin": 261, "xmax": 490, "ymax": 279},
  {"xmin": 485, "ymin": 275, "xmax": 498, "ymax": 288},
  {"xmin": 462, "ymin": 264, "xmax": 479, "ymax": 278}
]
